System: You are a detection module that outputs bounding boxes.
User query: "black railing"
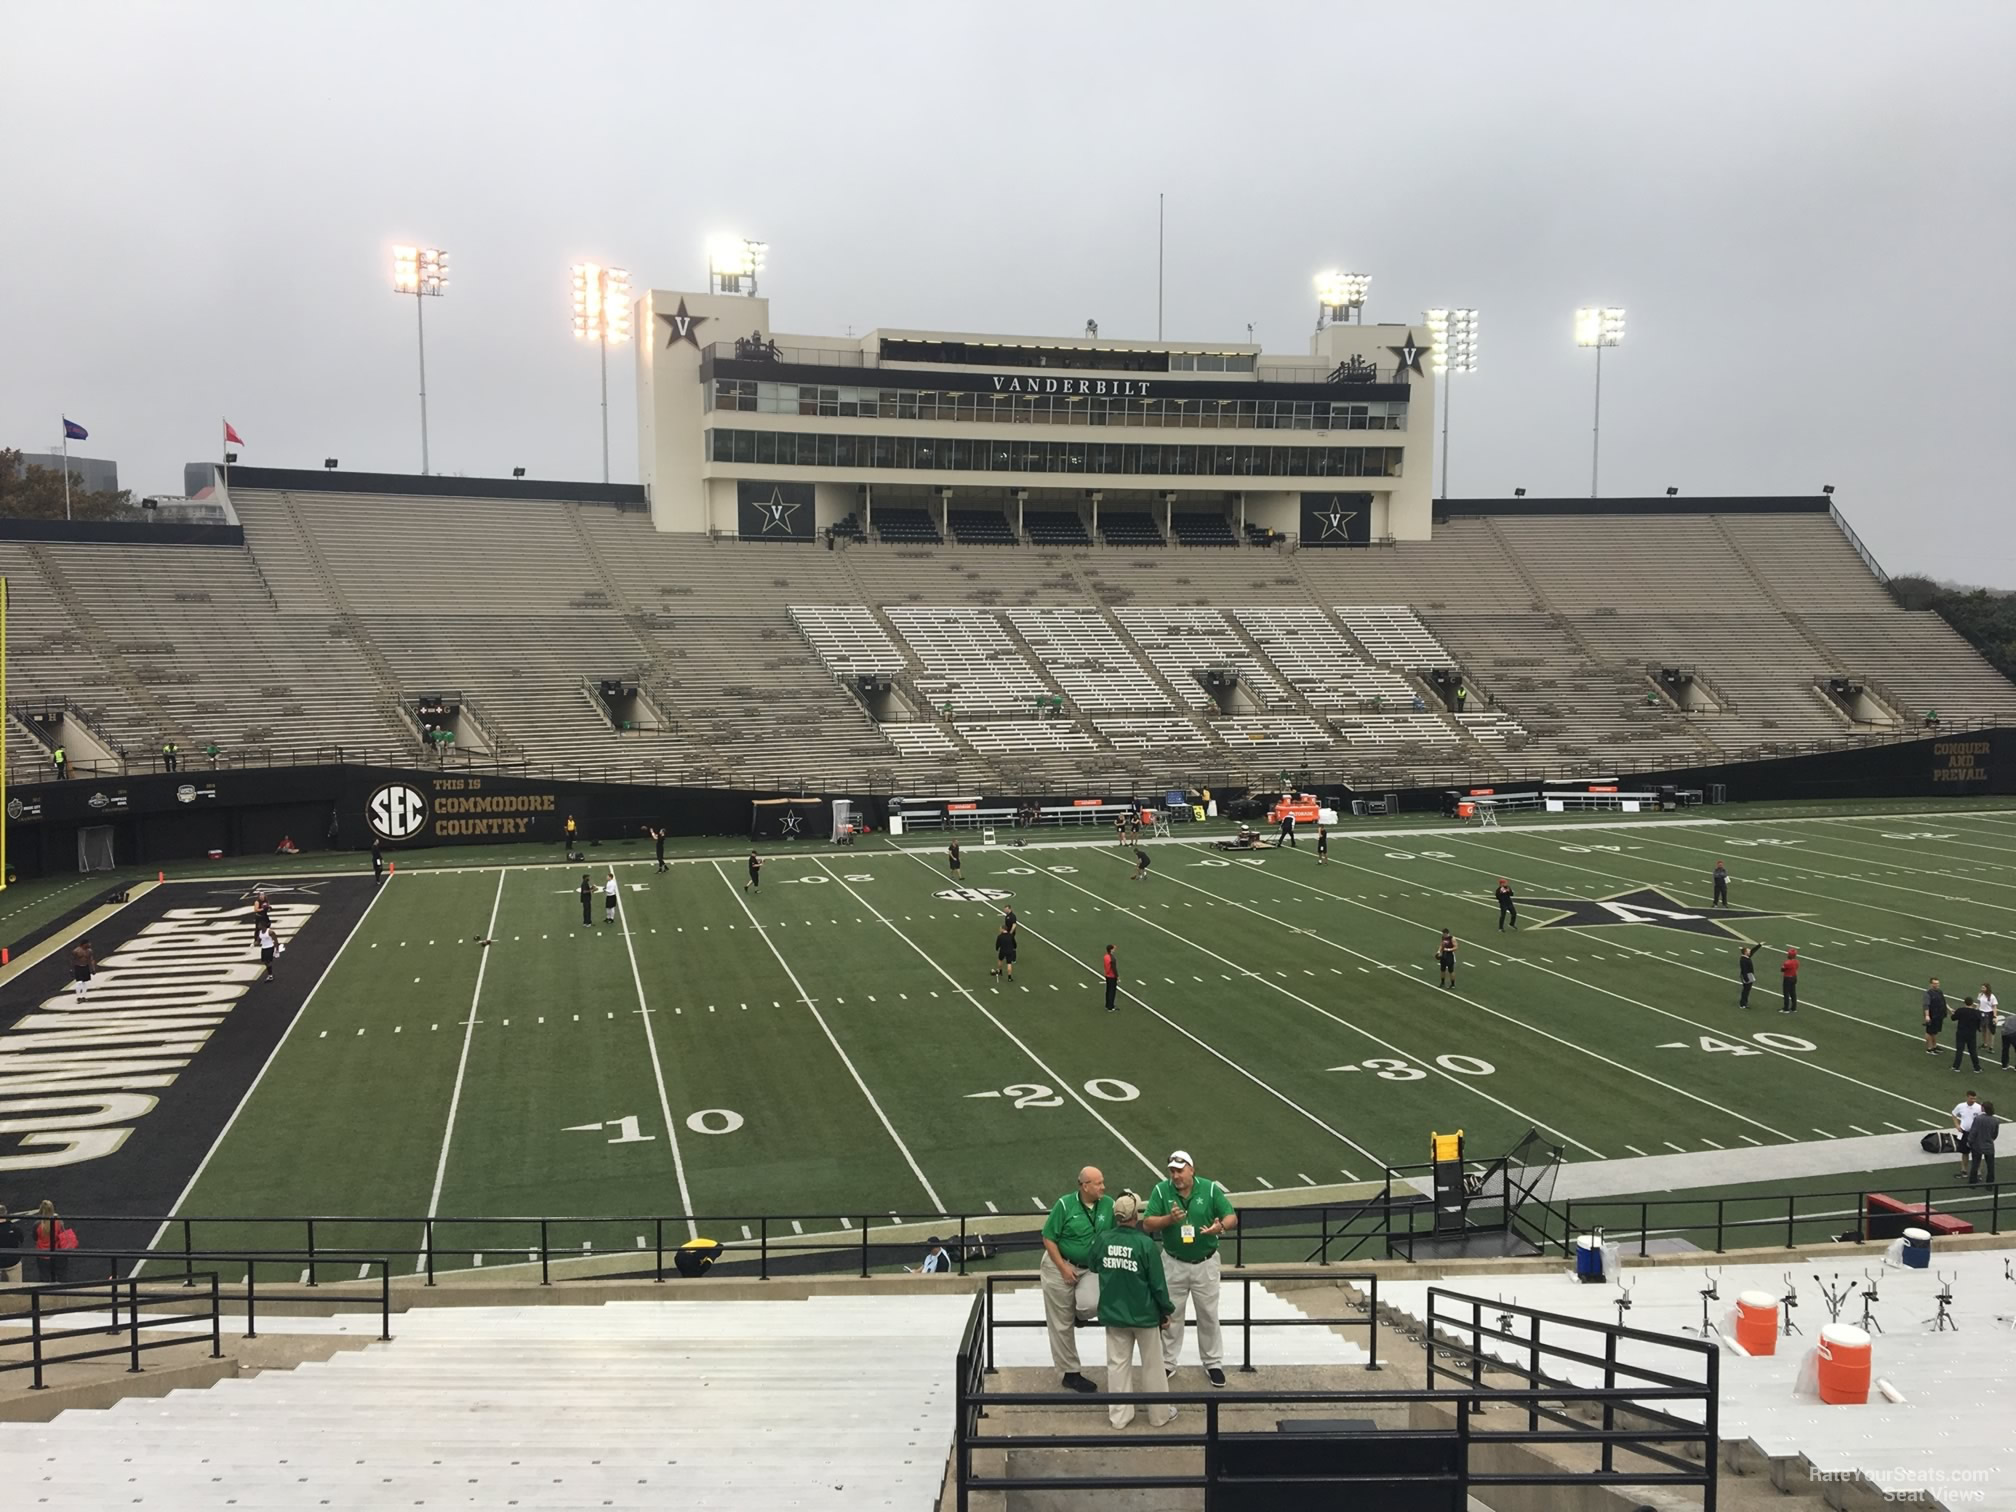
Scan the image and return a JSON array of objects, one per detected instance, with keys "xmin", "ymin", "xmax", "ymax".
[
  {"xmin": 1534, "ymin": 1181, "xmax": 2005, "ymax": 1257},
  {"xmin": 6, "ymin": 1246, "xmax": 395, "ymax": 1345},
  {"xmin": 952, "ymin": 1284, "xmax": 1717, "ymax": 1511},
  {"xmin": 7, "ymin": 1271, "xmax": 224, "ymax": 1391},
  {"xmin": 66, "ymin": 1176, "xmax": 2002, "ymax": 1298}
]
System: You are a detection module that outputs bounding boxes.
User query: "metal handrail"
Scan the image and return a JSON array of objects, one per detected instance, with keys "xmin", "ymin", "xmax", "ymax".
[
  {"xmin": 7, "ymin": 1272, "xmax": 224, "ymax": 1390},
  {"xmin": 3, "ymin": 1246, "xmax": 395, "ymax": 1344}
]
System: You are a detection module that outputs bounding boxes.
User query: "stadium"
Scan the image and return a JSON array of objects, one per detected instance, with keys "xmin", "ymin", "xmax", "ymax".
[{"xmin": 6, "ymin": 6, "xmax": 2016, "ymax": 1492}]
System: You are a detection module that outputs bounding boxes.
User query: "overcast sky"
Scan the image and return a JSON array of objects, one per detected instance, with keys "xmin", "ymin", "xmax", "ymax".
[{"xmin": 4, "ymin": 1, "xmax": 2012, "ymax": 584}]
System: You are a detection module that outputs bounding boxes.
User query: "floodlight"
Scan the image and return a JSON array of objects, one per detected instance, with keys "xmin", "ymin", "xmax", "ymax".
[
  {"xmin": 1574, "ymin": 307, "xmax": 1627, "ymax": 497},
  {"xmin": 512, "ymin": 467, "xmax": 526, "ymax": 478},
  {"xmin": 324, "ymin": 458, "xmax": 339, "ymax": 470},
  {"xmin": 1423, "ymin": 308, "xmax": 1479, "ymax": 500},
  {"xmin": 1666, "ymin": 486, "xmax": 1679, "ymax": 497},
  {"xmin": 392, "ymin": 244, "xmax": 449, "ymax": 474},
  {"xmin": 570, "ymin": 260, "xmax": 633, "ymax": 483},
  {"xmin": 1822, "ymin": 484, "xmax": 1835, "ymax": 496},
  {"xmin": 708, "ymin": 235, "xmax": 769, "ymax": 295},
  {"xmin": 1424, "ymin": 308, "xmax": 1479, "ymax": 375},
  {"xmin": 570, "ymin": 263, "xmax": 633, "ymax": 344},
  {"xmin": 1573, "ymin": 307, "xmax": 1626, "ymax": 347},
  {"xmin": 1315, "ymin": 269, "xmax": 1371, "ymax": 325},
  {"xmin": 1513, "ymin": 487, "xmax": 1526, "ymax": 498}
]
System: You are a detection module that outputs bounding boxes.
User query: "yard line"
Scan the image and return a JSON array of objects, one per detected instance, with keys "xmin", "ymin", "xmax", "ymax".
[
  {"xmin": 1312, "ymin": 839, "xmax": 1953, "ymax": 1116},
  {"xmin": 829, "ymin": 856, "xmax": 1161, "ymax": 1181},
  {"xmin": 1042, "ymin": 854, "xmax": 1604, "ymax": 1156},
  {"xmin": 720, "ymin": 864, "xmax": 943, "ymax": 1213},
  {"xmin": 139, "ymin": 872, "xmax": 400, "ymax": 1275},
  {"xmin": 1005, "ymin": 912, "xmax": 1395, "ymax": 1170},
  {"xmin": 423, "ymin": 869, "xmax": 509, "ymax": 1255},
  {"xmin": 615, "ymin": 877, "xmax": 699, "ymax": 1238},
  {"xmin": 1127, "ymin": 853, "xmax": 1782, "ymax": 1146}
]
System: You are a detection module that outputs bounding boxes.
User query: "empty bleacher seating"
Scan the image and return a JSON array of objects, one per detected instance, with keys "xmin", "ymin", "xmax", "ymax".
[
  {"xmin": 885, "ymin": 606, "xmax": 1046, "ymax": 715},
  {"xmin": 1023, "ymin": 509, "xmax": 1091, "ymax": 546},
  {"xmin": 1168, "ymin": 512, "xmax": 1238, "ymax": 546},
  {"xmin": 946, "ymin": 507, "xmax": 1017, "ymax": 546},
  {"xmin": 1007, "ymin": 608, "xmax": 1172, "ymax": 712},
  {"xmin": 1117, "ymin": 607, "xmax": 1289, "ymax": 709},
  {"xmin": 1336, "ymin": 605, "xmax": 1456, "ymax": 668},
  {"xmin": 871, "ymin": 506, "xmax": 943, "ymax": 545},
  {"xmin": 1098, "ymin": 510, "xmax": 1165, "ymax": 547}
]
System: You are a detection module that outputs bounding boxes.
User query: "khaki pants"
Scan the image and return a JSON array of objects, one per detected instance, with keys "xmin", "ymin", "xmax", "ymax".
[
  {"xmin": 1105, "ymin": 1324, "xmax": 1175, "ymax": 1428},
  {"xmin": 1038, "ymin": 1251, "xmax": 1099, "ymax": 1371},
  {"xmin": 1160, "ymin": 1250, "xmax": 1224, "ymax": 1370}
]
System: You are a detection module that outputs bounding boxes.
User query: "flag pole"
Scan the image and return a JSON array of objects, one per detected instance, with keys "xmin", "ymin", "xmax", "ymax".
[{"xmin": 61, "ymin": 422, "xmax": 72, "ymax": 522}]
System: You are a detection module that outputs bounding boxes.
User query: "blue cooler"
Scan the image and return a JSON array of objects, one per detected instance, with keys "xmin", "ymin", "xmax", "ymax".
[
  {"xmin": 1575, "ymin": 1233, "xmax": 1605, "ymax": 1283},
  {"xmin": 1901, "ymin": 1227, "xmax": 1931, "ymax": 1270}
]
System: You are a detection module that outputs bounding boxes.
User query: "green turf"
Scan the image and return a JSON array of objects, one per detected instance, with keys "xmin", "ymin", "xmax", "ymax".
[{"xmin": 145, "ymin": 801, "xmax": 2016, "ymax": 1276}]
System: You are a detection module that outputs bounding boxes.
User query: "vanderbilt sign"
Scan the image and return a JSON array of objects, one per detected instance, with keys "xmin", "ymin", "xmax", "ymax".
[{"xmin": 990, "ymin": 375, "xmax": 1154, "ymax": 397}]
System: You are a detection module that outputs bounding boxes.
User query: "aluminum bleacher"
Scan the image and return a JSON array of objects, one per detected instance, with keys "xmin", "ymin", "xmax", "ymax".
[
  {"xmin": 789, "ymin": 605, "xmax": 906, "ymax": 678},
  {"xmin": 1006, "ymin": 607, "xmax": 1172, "ymax": 712},
  {"xmin": 1116, "ymin": 607, "xmax": 1289, "ymax": 709},
  {"xmin": 1336, "ymin": 604, "xmax": 1456, "ymax": 668},
  {"xmin": 1233, "ymin": 606, "xmax": 1429, "ymax": 718},
  {"xmin": 884, "ymin": 606, "xmax": 1046, "ymax": 715}
]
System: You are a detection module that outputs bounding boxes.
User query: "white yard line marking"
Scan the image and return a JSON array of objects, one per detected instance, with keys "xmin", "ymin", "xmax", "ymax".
[
  {"xmin": 846, "ymin": 853, "xmax": 1162, "ymax": 1180},
  {"xmin": 622, "ymin": 875, "xmax": 700, "ymax": 1239},
  {"xmin": 423, "ymin": 869, "xmax": 510, "ymax": 1251},
  {"xmin": 729, "ymin": 863, "xmax": 944, "ymax": 1212}
]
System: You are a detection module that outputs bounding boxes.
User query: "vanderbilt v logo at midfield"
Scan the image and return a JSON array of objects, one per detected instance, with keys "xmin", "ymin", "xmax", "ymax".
[{"xmin": 1525, "ymin": 886, "xmax": 1795, "ymax": 939}]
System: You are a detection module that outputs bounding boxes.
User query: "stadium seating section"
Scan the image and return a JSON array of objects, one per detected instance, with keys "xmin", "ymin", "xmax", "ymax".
[{"xmin": 6, "ymin": 489, "xmax": 2014, "ymax": 791}]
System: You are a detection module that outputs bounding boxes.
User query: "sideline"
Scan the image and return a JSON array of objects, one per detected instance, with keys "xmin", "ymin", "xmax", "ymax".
[
  {"xmin": 1541, "ymin": 1131, "xmax": 1952, "ymax": 1202},
  {"xmin": 0, "ymin": 879, "xmax": 160, "ymax": 987}
]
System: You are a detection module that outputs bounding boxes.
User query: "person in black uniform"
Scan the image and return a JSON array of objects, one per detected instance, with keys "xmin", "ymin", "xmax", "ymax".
[
  {"xmin": 1276, "ymin": 810, "xmax": 1297, "ymax": 848},
  {"xmin": 648, "ymin": 826, "xmax": 668, "ymax": 873},
  {"xmin": 1924, "ymin": 978, "xmax": 1949, "ymax": 1054},
  {"xmin": 371, "ymin": 838, "xmax": 385, "ymax": 882},
  {"xmin": 1953, "ymin": 994, "xmax": 1985, "ymax": 1073},
  {"xmin": 250, "ymin": 890, "xmax": 272, "ymax": 940},
  {"xmin": 1712, "ymin": 861, "xmax": 1729, "ymax": 907},
  {"xmin": 1494, "ymin": 879, "xmax": 1517, "ymax": 931},
  {"xmin": 992, "ymin": 907, "xmax": 1019, "ymax": 980},
  {"xmin": 1315, "ymin": 825, "xmax": 1329, "ymax": 864},
  {"xmin": 578, "ymin": 873, "xmax": 594, "ymax": 926},
  {"xmin": 1437, "ymin": 928, "xmax": 1457, "ymax": 988},
  {"xmin": 745, "ymin": 850, "xmax": 763, "ymax": 892},
  {"xmin": 1738, "ymin": 944, "xmax": 1756, "ymax": 1008},
  {"xmin": 1132, "ymin": 845, "xmax": 1151, "ymax": 881},
  {"xmin": 948, "ymin": 840, "xmax": 963, "ymax": 883}
]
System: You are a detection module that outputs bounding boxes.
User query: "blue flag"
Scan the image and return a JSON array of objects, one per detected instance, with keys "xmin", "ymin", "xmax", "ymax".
[{"xmin": 62, "ymin": 418, "xmax": 88, "ymax": 441}]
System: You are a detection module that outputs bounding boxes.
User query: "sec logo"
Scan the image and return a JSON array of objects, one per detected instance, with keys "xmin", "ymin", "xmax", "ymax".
[{"xmin": 366, "ymin": 782, "xmax": 429, "ymax": 841}]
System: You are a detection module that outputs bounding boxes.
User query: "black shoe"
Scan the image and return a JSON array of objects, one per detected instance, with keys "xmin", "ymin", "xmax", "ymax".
[
  {"xmin": 1165, "ymin": 1367, "xmax": 1175, "ymax": 1380},
  {"xmin": 1061, "ymin": 1372, "xmax": 1096, "ymax": 1394},
  {"xmin": 1207, "ymin": 1367, "xmax": 1227, "ymax": 1387}
]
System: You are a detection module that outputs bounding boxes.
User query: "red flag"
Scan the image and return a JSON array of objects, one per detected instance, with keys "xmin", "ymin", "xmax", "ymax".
[{"xmin": 223, "ymin": 419, "xmax": 245, "ymax": 447}]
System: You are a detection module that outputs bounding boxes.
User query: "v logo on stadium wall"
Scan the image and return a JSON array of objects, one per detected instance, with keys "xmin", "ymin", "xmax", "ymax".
[
  {"xmin": 1525, "ymin": 886, "xmax": 1794, "ymax": 939},
  {"xmin": 936, "ymin": 887, "xmax": 1013, "ymax": 902}
]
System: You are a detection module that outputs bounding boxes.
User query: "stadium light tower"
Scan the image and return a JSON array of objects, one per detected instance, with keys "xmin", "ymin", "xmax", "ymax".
[
  {"xmin": 708, "ymin": 235, "xmax": 768, "ymax": 296},
  {"xmin": 1574, "ymin": 306, "xmax": 1626, "ymax": 498},
  {"xmin": 572, "ymin": 262, "xmax": 633, "ymax": 483},
  {"xmin": 1314, "ymin": 270, "xmax": 1370, "ymax": 328},
  {"xmin": 1424, "ymin": 308, "xmax": 1479, "ymax": 499},
  {"xmin": 392, "ymin": 246, "xmax": 449, "ymax": 475}
]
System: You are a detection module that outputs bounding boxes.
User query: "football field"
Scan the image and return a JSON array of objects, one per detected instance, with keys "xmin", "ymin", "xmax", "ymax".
[{"xmin": 38, "ymin": 804, "xmax": 2016, "ymax": 1275}]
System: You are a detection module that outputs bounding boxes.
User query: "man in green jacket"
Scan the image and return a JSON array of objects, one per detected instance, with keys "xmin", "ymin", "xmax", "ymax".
[
  {"xmin": 1040, "ymin": 1166, "xmax": 1112, "ymax": 1394},
  {"xmin": 1098, "ymin": 1191, "xmax": 1176, "ymax": 1428},
  {"xmin": 1144, "ymin": 1148, "xmax": 1239, "ymax": 1386}
]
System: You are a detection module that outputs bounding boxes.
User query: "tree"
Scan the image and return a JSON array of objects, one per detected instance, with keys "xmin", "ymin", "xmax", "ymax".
[
  {"xmin": 0, "ymin": 448, "xmax": 142, "ymax": 521},
  {"xmin": 1888, "ymin": 574, "xmax": 2016, "ymax": 685}
]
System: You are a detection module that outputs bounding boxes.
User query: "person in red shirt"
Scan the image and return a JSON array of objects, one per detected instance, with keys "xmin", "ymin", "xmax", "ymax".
[
  {"xmin": 1103, "ymin": 946, "xmax": 1119, "ymax": 1012},
  {"xmin": 1780, "ymin": 947, "xmax": 1799, "ymax": 1014}
]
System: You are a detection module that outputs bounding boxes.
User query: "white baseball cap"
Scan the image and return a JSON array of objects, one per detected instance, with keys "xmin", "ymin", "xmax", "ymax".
[
  {"xmin": 1168, "ymin": 1150, "xmax": 1194, "ymax": 1169},
  {"xmin": 1112, "ymin": 1191, "xmax": 1143, "ymax": 1222}
]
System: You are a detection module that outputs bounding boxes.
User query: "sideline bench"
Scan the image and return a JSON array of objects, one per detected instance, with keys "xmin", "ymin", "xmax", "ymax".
[{"xmin": 1863, "ymin": 1192, "xmax": 1975, "ymax": 1240}]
